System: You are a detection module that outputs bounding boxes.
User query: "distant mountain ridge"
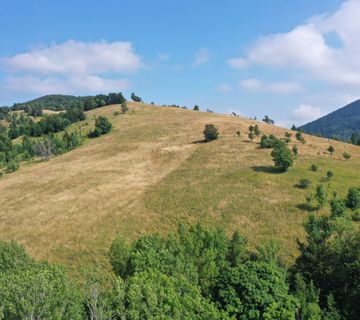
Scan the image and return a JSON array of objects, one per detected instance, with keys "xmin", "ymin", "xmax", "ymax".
[{"xmin": 299, "ymin": 99, "xmax": 360, "ymax": 141}]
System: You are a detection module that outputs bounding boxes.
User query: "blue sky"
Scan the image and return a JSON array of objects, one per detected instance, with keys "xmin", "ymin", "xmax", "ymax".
[{"xmin": 1, "ymin": 0, "xmax": 359, "ymax": 127}]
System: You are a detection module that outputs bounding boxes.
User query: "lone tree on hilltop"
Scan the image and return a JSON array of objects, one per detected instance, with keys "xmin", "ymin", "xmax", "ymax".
[
  {"xmin": 263, "ymin": 115, "xmax": 274, "ymax": 124},
  {"xmin": 193, "ymin": 105, "xmax": 200, "ymax": 111},
  {"xmin": 203, "ymin": 124, "xmax": 219, "ymax": 142},
  {"xmin": 131, "ymin": 92, "xmax": 142, "ymax": 103},
  {"xmin": 327, "ymin": 145, "xmax": 335, "ymax": 155}
]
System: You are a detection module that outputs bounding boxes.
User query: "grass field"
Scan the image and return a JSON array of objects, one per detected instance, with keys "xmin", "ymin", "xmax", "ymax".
[{"xmin": 0, "ymin": 102, "xmax": 359, "ymax": 272}]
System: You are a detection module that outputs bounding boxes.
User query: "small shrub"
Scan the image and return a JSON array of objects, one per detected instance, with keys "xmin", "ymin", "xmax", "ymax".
[
  {"xmin": 351, "ymin": 211, "xmax": 360, "ymax": 222},
  {"xmin": 292, "ymin": 145, "xmax": 298, "ymax": 155},
  {"xmin": 315, "ymin": 184, "xmax": 327, "ymax": 208},
  {"xmin": 310, "ymin": 164, "xmax": 319, "ymax": 172},
  {"xmin": 121, "ymin": 102, "xmax": 129, "ymax": 114},
  {"xmin": 203, "ymin": 124, "xmax": 219, "ymax": 142},
  {"xmin": 87, "ymin": 127, "xmax": 102, "ymax": 138},
  {"xmin": 236, "ymin": 131, "xmax": 241, "ymax": 138},
  {"xmin": 327, "ymin": 145, "xmax": 335, "ymax": 155},
  {"xmin": 260, "ymin": 135, "xmax": 279, "ymax": 148},
  {"xmin": 271, "ymin": 144, "xmax": 294, "ymax": 172},
  {"xmin": 343, "ymin": 152, "xmax": 351, "ymax": 160},
  {"xmin": 285, "ymin": 132, "xmax": 292, "ymax": 138},
  {"xmin": 95, "ymin": 116, "xmax": 112, "ymax": 134},
  {"xmin": 5, "ymin": 159, "xmax": 19, "ymax": 173},
  {"xmin": 346, "ymin": 186, "xmax": 360, "ymax": 210},
  {"xmin": 330, "ymin": 198, "xmax": 347, "ymax": 217},
  {"xmin": 326, "ymin": 170, "xmax": 334, "ymax": 180},
  {"xmin": 296, "ymin": 132, "xmax": 306, "ymax": 144},
  {"xmin": 248, "ymin": 132, "xmax": 255, "ymax": 142},
  {"xmin": 296, "ymin": 179, "xmax": 311, "ymax": 189},
  {"xmin": 254, "ymin": 125, "xmax": 261, "ymax": 136}
]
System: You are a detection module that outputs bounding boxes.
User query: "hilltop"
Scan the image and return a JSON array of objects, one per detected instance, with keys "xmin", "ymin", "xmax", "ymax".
[
  {"xmin": 300, "ymin": 99, "xmax": 360, "ymax": 141},
  {"xmin": 0, "ymin": 102, "xmax": 359, "ymax": 271}
]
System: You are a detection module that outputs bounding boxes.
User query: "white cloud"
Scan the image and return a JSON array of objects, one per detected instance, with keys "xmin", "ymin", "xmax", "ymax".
[
  {"xmin": 228, "ymin": 0, "xmax": 360, "ymax": 86},
  {"xmin": 0, "ymin": 40, "xmax": 142, "ymax": 96},
  {"xmin": 240, "ymin": 78, "xmax": 303, "ymax": 94},
  {"xmin": 290, "ymin": 104, "xmax": 323, "ymax": 122},
  {"xmin": 228, "ymin": 58, "xmax": 249, "ymax": 69},
  {"xmin": 193, "ymin": 47, "xmax": 211, "ymax": 66},
  {"xmin": 217, "ymin": 83, "xmax": 232, "ymax": 93},
  {"xmin": 3, "ymin": 40, "xmax": 143, "ymax": 75}
]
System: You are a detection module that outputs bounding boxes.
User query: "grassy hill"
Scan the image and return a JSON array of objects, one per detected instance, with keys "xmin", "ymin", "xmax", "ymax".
[
  {"xmin": 0, "ymin": 102, "xmax": 359, "ymax": 272},
  {"xmin": 300, "ymin": 99, "xmax": 360, "ymax": 141}
]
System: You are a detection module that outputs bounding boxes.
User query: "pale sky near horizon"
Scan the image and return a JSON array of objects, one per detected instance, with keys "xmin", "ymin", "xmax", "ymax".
[{"xmin": 1, "ymin": 0, "xmax": 359, "ymax": 127}]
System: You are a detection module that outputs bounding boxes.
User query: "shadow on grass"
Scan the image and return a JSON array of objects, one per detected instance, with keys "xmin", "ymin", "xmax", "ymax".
[
  {"xmin": 192, "ymin": 139, "xmax": 207, "ymax": 144},
  {"xmin": 296, "ymin": 203, "xmax": 318, "ymax": 212},
  {"xmin": 251, "ymin": 166, "xmax": 282, "ymax": 174}
]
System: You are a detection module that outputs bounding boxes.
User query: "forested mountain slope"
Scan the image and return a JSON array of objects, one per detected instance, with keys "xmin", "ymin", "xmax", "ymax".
[{"xmin": 300, "ymin": 99, "xmax": 360, "ymax": 141}]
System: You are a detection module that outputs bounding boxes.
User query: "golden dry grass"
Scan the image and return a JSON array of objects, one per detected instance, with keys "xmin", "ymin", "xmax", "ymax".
[{"xmin": 0, "ymin": 102, "xmax": 359, "ymax": 271}]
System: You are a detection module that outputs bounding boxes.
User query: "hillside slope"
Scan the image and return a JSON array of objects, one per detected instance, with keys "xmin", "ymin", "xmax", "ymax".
[
  {"xmin": 300, "ymin": 99, "xmax": 360, "ymax": 140},
  {"xmin": 0, "ymin": 102, "xmax": 359, "ymax": 271}
]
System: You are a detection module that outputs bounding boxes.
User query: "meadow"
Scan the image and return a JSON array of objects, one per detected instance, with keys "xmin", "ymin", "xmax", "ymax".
[{"xmin": 0, "ymin": 102, "xmax": 359, "ymax": 271}]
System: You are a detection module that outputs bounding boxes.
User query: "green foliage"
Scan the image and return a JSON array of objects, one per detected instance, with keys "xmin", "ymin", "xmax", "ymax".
[
  {"xmin": 0, "ymin": 241, "xmax": 32, "ymax": 273},
  {"xmin": 254, "ymin": 124, "xmax": 261, "ymax": 136},
  {"xmin": 296, "ymin": 131, "xmax": 306, "ymax": 143},
  {"xmin": 293, "ymin": 274, "xmax": 322, "ymax": 320},
  {"xmin": 5, "ymin": 158, "xmax": 19, "ymax": 173},
  {"xmin": 248, "ymin": 131, "xmax": 255, "ymax": 142},
  {"xmin": 119, "ymin": 270, "xmax": 228, "ymax": 320},
  {"xmin": 326, "ymin": 170, "xmax": 334, "ymax": 180},
  {"xmin": 330, "ymin": 198, "xmax": 347, "ymax": 217},
  {"xmin": 109, "ymin": 235, "xmax": 130, "ymax": 278},
  {"xmin": 296, "ymin": 178, "xmax": 311, "ymax": 189},
  {"xmin": 11, "ymin": 93, "xmax": 125, "ymax": 113},
  {"xmin": 193, "ymin": 105, "xmax": 200, "ymax": 111},
  {"xmin": 203, "ymin": 124, "xmax": 219, "ymax": 142},
  {"xmin": 295, "ymin": 197, "xmax": 360, "ymax": 319},
  {"xmin": 87, "ymin": 127, "xmax": 102, "ymax": 138},
  {"xmin": 263, "ymin": 115, "xmax": 274, "ymax": 124},
  {"xmin": 215, "ymin": 261, "xmax": 297, "ymax": 319},
  {"xmin": 315, "ymin": 184, "xmax": 327, "ymax": 208},
  {"xmin": 292, "ymin": 145, "xmax": 298, "ymax": 155},
  {"xmin": 327, "ymin": 145, "xmax": 335, "ymax": 155},
  {"xmin": 131, "ymin": 92, "xmax": 142, "ymax": 103},
  {"xmin": 260, "ymin": 134, "xmax": 279, "ymax": 148},
  {"xmin": 89, "ymin": 116, "xmax": 112, "ymax": 137},
  {"xmin": 121, "ymin": 102, "xmax": 129, "ymax": 114},
  {"xmin": 0, "ymin": 263, "xmax": 84, "ymax": 320},
  {"xmin": 310, "ymin": 164, "xmax": 319, "ymax": 172},
  {"xmin": 343, "ymin": 152, "xmax": 351, "ymax": 160},
  {"xmin": 271, "ymin": 144, "xmax": 294, "ymax": 172},
  {"xmin": 346, "ymin": 186, "xmax": 360, "ymax": 210},
  {"xmin": 285, "ymin": 132, "xmax": 292, "ymax": 138}
]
